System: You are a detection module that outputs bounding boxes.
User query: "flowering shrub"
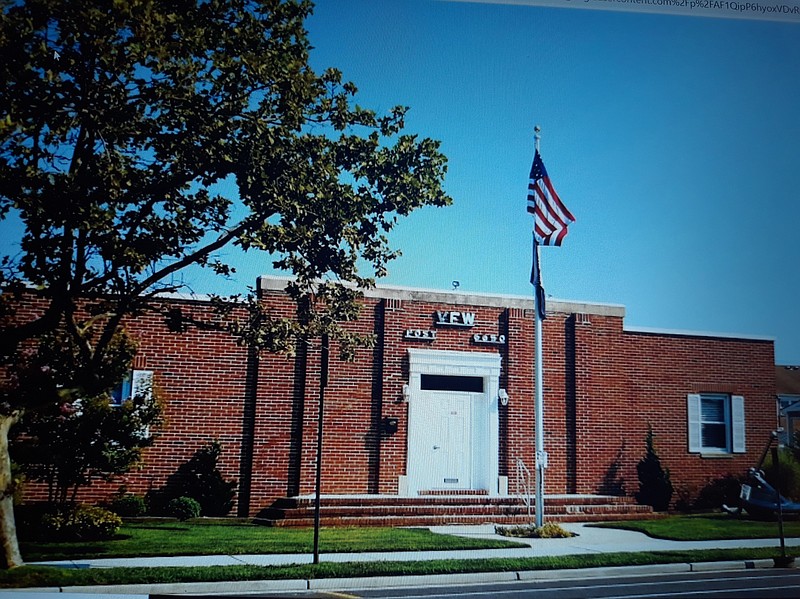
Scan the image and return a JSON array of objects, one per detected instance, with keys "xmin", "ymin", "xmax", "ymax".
[
  {"xmin": 39, "ymin": 505, "xmax": 122, "ymax": 541},
  {"xmin": 495, "ymin": 521, "xmax": 574, "ymax": 538}
]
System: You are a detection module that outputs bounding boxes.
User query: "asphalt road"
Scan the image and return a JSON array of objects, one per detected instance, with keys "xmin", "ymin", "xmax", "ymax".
[
  {"xmin": 167, "ymin": 569, "xmax": 800, "ymax": 599},
  {"xmin": 343, "ymin": 570, "xmax": 800, "ymax": 599}
]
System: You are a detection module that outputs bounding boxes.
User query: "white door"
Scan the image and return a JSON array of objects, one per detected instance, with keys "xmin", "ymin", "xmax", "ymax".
[
  {"xmin": 406, "ymin": 349, "xmax": 502, "ymax": 497},
  {"xmin": 415, "ymin": 392, "xmax": 472, "ymax": 491}
]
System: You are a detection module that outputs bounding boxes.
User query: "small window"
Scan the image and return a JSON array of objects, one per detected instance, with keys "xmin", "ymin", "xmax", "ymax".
[
  {"xmin": 687, "ymin": 393, "xmax": 745, "ymax": 454},
  {"xmin": 420, "ymin": 374, "xmax": 483, "ymax": 393},
  {"xmin": 111, "ymin": 375, "xmax": 132, "ymax": 406},
  {"xmin": 111, "ymin": 370, "xmax": 153, "ymax": 406}
]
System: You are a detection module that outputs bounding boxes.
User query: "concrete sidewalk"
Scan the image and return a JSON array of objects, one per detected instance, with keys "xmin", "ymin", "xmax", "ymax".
[
  {"xmin": 6, "ymin": 523, "xmax": 800, "ymax": 596},
  {"xmin": 27, "ymin": 522, "xmax": 800, "ymax": 569}
]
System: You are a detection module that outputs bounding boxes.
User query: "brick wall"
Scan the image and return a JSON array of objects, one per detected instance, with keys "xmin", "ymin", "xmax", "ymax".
[
  {"xmin": 5, "ymin": 284, "xmax": 778, "ymax": 514},
  {"xmin": 568, "ymin": 318, "xmax": 775, "ymax": 501},
  {"xmin": 6, "ymin": 295, "xmax": 252, "ymax": 510}
]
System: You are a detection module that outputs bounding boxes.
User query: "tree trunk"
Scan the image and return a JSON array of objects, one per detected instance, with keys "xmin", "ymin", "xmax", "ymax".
[{"xmin": 0, "ymin": 413, "xmax": 23, "ymax": 569}]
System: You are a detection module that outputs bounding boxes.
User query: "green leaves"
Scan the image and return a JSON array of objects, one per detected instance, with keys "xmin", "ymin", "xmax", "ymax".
[{"xmin": 1, "ymin": 0, "xmax": 451, "ymax": 374}]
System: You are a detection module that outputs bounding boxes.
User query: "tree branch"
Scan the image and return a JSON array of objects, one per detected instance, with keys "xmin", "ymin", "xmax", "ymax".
[{"xmin": 133, "ymin": 220, "xmax": 250, "ymax": 296}]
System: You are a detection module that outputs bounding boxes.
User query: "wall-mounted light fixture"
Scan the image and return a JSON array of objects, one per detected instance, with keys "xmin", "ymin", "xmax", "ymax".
[
  {"xmin": 382, "ymin": 417, "xmax": 399, "ymax": 435},
  {"xmin": 402, "ymin": 384, "xmax": 411, "ymax": 403},
  {"xmin": 498, "ymin": 389, "xmax": 509, "ymax": 406}
]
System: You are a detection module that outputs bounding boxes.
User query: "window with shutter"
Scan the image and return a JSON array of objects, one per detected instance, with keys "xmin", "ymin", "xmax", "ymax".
[
  {"xmin": 687, "ymin": 393, "xmax": 744, "ymax": 454},
  {"xmin": 700, "ymin": 393, "xmax": 728, "ymax": 451}
]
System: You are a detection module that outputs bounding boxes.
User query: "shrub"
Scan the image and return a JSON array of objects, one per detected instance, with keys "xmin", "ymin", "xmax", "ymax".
[
  {"xmin": 791, "ymin": 430, "xmax": 800, "ymax": 463},
  {"xmin": 693, "ymin": 474, "xmax": 746, "ymax": 511},
  {"xmin": 39, "ymin": 505, "xmax": 122, "ymax": 541},
  {"xmin": 14, "ymin": 503, "xmax": 52, "ymax": 541},
  {"xmin": 674, "ymin": 475, "xmax": 746, "ymax": 513},
  {"xmin": 495, "ymin": 522, "xmax": 573, "ymax": 538},
  {"xmin": 534, "ymin": 521, "xmax": 574, "ymax": 538},
  {"xmin": 763, "ymin": 447, "xmax": 800, "ymax": 502},
  {"xmin": 168, "ymin": 496, "xmax": 201, "ymax": 521},
  {"xmin": 635, "ymin": 425, "xmax": 673, "ymax": 512},
  {"xmin": 143, "ymin": 441, "xmax": 238, "ymax": 516},
  {"xmin": 674, "ymin": 484, "xmax": 697, "ymax": 513},
  {"xmin": 109, "ymin": 494, "xmax": 147, "ymax": 517},
  {"xmin": 175, "ymin": 441, "xmax": 237, "ymax": 516}
]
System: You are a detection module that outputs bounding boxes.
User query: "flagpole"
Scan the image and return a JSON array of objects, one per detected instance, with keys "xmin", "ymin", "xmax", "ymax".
[{"xmin": 533, "ymin": 126, "xmax": 546, "ymax": 528}]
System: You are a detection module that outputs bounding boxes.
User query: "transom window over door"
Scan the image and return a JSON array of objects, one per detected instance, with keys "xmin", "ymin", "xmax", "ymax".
[
  {"xmin": 420, "ymin": 374, "xmax": 484, "ymax": 393},
  {"xmin": 687, "ymin": 393, "xmax": 745, "ymax": 454}
]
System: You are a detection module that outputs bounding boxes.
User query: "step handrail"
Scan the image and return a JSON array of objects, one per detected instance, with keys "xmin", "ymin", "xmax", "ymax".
[{"xmin": 515, "ymin": 458, "xmax": 532, "ymax": 522}]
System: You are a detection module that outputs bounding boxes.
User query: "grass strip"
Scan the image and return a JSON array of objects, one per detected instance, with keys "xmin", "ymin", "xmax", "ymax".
[
  {"xmin": 591, "ymin": 514, "xmax": 800, "ymax": 541},
  {"xmin": 2, "ymin": 547, "xmax": 795, "ymax": 589},
  {"xmin": 20, "ymin": 523, "xmax": 525, "ymax": 562}
]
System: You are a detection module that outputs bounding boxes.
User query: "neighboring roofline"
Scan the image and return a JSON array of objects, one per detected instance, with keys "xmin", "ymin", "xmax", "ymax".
[
  {"xmin": 623, "ymin": 325, "xmax": 775, "ymax": 343},
  {"xmin": 256, "ymin": 275, "xmax": 626, "ymax": 318},
  {"xmin": 779, "ymin": 396, "xmax": 800, "ymax": 415}
]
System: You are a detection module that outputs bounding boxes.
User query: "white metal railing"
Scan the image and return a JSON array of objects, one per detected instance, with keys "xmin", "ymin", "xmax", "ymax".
[{"xmin": 515, "ymin": 458, "xmax": 532, "ymax": 522}]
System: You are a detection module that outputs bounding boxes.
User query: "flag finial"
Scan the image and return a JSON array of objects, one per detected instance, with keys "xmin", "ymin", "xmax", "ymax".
[{"xmin": 534, "ymin": 125, "xmax": 541, "ymax": 152}]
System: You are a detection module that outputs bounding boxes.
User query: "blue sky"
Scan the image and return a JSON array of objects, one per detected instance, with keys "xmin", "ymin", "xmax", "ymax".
[
  {"xmin": 5, "ymin": 0, "xmax": 800, "ymax": 364},
  {"xmin": 291, "ymin": 0, "xmax": 800, "ymax": 365}
]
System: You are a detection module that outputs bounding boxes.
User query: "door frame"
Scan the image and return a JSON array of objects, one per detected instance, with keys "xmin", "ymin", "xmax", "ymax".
[{"xmin": 405, "ymin": 349, "xmax": 501, "ymax": 496}]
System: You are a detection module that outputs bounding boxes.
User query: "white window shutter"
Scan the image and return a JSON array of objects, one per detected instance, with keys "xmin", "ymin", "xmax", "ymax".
[
  {"xmin": 731, "ymin": 395, "xmax": 746, "ymax": 453},
  {"xmin": 687, "ymin": 394, "xmax": 701, "ymax": 453},
  {"xmin": 130, "ymin": 370, "xmax": 154, "ymax": 401}
]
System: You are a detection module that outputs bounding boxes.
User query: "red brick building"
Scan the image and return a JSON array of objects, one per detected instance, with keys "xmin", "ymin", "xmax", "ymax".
[{"xmin": 13, "ymin": 276, "xmax": 778, "ymax": 516}]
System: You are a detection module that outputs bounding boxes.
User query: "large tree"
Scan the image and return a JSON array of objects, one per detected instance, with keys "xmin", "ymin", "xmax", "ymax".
[{"xmin": 0, "ymin": 0, "xmax": 451, "ymax": 567}]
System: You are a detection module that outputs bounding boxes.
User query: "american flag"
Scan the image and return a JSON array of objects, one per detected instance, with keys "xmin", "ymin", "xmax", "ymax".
[{"xmin": 526, "ymin": 150, "xmax": 575, "ymax": 246}]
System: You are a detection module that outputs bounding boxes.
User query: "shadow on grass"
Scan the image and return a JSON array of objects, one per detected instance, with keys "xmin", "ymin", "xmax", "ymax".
[{"xmin": 126, "ymin": 525, "xmax": 191, "ymax": 532}]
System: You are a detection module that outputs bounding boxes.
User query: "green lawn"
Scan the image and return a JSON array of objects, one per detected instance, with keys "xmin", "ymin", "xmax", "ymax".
[
  {"xmin": 20, "ymin": 520, "xmax": 525, "ymax": 562},
  {"xmin": 592, "ymin": 513, "xmax": 800, "ymax": 541},
  {"xmin": 1, "ymin": 547, "xmax": 794, "ymax": 589},
  {"xmin": 6, "ymin": 515, "xmax": 798, "ymax": 590}
]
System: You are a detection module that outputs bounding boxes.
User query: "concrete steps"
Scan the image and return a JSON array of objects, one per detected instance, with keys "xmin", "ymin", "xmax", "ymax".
[{"xmin": 253, "ymin": 494, "xmax": 657, "ymax": 527}]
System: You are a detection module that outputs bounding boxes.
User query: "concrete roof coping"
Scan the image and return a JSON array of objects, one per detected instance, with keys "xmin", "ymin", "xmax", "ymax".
[
  {"xmin": 624, "ymin": 325, "xmax": 775, "ymax": 343},
  {"xmin": 256, "ymin": 275, "xmax": 626, "ymax": 318}
]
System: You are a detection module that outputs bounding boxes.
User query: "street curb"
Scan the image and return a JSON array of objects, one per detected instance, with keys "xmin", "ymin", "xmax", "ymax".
[
  {"xmin": 690, "ymin": 559, "xmax": 777, "ymax": 571},
  {"xmin": 308, "ymin": 570, "xmax": 519, "ymax": 590},
  {"xmin": 69, "ymin": 579, "xmax": 309, "ymax": 594},
  {"xmin": 516, "ymin": 562, "xmax": 690, "ymax": 581},
  {"xmin": 4, "ymin": 560, "xmax": 794, "ymax": 595},
  {"xmin": 1, "ymin": 588, "xmax": 63, "ymax": 594}
]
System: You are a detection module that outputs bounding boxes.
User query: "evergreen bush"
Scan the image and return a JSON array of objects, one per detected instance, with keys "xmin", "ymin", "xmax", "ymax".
[
  {"xmin": 168, "ymin": 496, "xmax": 201, "ymax": 521},
  {"xmin": 635, "ymin": 425, "xmax": 674, "ymax": 512},
  {"xmin": 109, "ymin": 494, "xmax": 147, "ymax": 517}
]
